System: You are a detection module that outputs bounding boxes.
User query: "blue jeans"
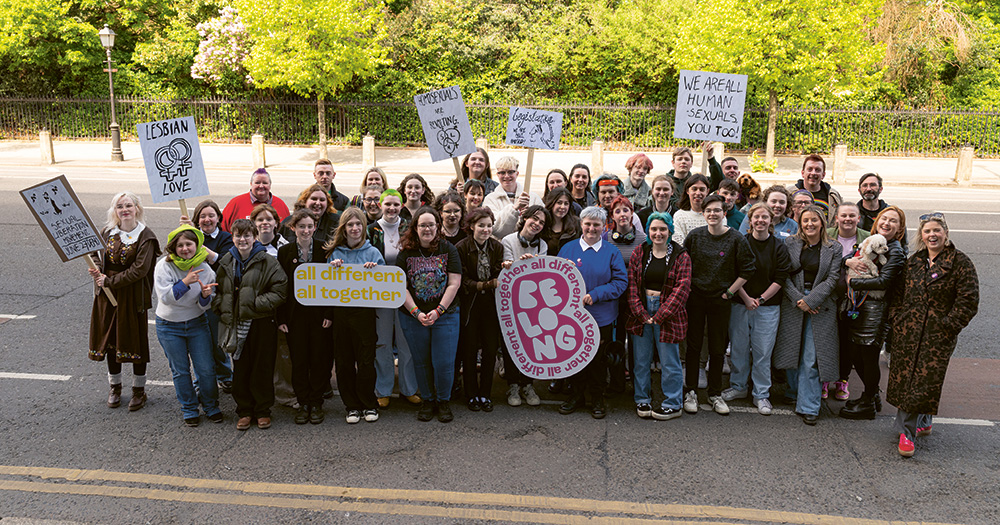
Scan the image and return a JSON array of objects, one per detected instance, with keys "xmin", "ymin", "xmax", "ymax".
[
  {"xmin": 729, "ymin": 304, "xmax": 780, "ymax": 400},
  {"xmin": 374, "ymin": 308, "xmax": 418, "ymax": 397},
  {"xmin": 155, "ymin": 314, "xmax": 220, "ymax": 419},
  {"xmin": 400, "ymin": 308, "xmax": 460, "ymax": 402},
  {"xmin": 632, "ymin": 295, "xmax": 683, "ymax": 410},
  {"xmin": 785, "ymin": 315, "xmax": 821, "ymax": 416},
  {"xmin": 205, "ymin": 309, "xmax": 232, "ymax": 383}
]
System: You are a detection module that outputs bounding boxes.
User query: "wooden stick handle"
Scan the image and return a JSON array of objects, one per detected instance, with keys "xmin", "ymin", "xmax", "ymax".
[
  {"xmin": 452, "ymin": 157, "xmax": 464, "ymax": 183},
  {"xmin": 84, "ymin": 255, "xmax": 118, "ymax": 307},
  {"xmin": 522, "ymin": 148, "xmax": 535, "ymax": 195},
  {"xmin": 179, "ymin": 198, "xmax": 189, "ymax": 218}
]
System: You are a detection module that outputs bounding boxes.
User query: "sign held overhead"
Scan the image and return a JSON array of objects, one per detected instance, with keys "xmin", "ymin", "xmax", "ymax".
[
  {"xmin": 137, "ymin": 116, "xmax": 210, "ymax": 204},
  {"xmin": 505, "ymin": 107, "xmax": 563, "ymax": 150},
  {"xmin": 414, "ymin": 86, "xmax": 477, "ymax": 163},
  {"xmin": 673, "ymin": 70, "xmax": 748, "ymax": 143}
]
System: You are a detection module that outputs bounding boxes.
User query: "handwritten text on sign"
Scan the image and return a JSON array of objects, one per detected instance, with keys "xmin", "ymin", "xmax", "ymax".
[
  {"xmin": 505, "ymin": 107, "xmax": 563, "ymax": 150},
  {"xmin": 673, "ymin": 70, "xmax": 748, "ymax": 143},
  {"xmin": 414, "ymin": 86, "xmax": 477, "ymax": 162},
  {"xmin": 20, "ymin": 175, "xmax": 105, "ymax": 262},
  {"xmin": 495, "ymin": 256, "xmax": 600, "ymax": 380},
  {"xmin": 137, "ymin": 116, "xmax": 210, "ymax": 204},
  {"xmin": 293, "ymin": 263, "xmax": 406, "ymax": 308}
]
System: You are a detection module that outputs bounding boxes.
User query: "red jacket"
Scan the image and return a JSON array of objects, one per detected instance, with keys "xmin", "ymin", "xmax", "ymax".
[
  {"xmin": 625, "ymin": 241, "xmax": 691, "ymax": 343},
  {"xmin": 220, "ymin": 192, "xmax": 290, "ymax": 232}
]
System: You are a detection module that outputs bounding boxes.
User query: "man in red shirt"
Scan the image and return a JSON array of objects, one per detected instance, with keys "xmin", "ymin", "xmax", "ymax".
[{"xmin": 220, "ymin": 168, "xmax": 290, "ymax": 232}]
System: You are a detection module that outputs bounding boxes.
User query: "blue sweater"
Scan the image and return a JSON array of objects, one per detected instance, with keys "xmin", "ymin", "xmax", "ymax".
[
  {"xmin": 556, "ymin": 240, "xmax": 628, "ymax": 326},
  {"xmin": 328, "ymin": 240, "xmax": 385, "ymax": 266}
]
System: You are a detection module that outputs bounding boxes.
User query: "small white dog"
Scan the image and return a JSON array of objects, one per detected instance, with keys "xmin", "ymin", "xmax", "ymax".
[{"xmin": 848, "ymin": 234, "xmax": 889, "ymax": 298}]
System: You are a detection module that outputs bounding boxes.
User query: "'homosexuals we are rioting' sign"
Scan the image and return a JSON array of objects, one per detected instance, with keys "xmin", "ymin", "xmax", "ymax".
[{"xmin": 495, "ymin": 256, "xmax": 600, "ymax": 380}]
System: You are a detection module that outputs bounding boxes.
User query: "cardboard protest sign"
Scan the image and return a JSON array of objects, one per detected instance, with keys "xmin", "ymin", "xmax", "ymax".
[
  {"xmin": 505, "ymin": 107, "xmax": 563, "ymax": 151},
  {"xmin": 137, "ymin": 116, "xmax": 209, "ymax": 204},
  {"xmin": 20, "ymin": 175, "xmax": 105, "ymax": 262},
  {"xmin": 673, "ymin": 70, "xmax": 748, "ymax": 143},
  {"xmin": 495, "ymin": 256, "xmax": 600, "ymax": 380},
  {"xmin": 293, "ymin": 263, "xmax": 406, "ymax": 308},
  {"xmin": 414, "ymin": 86, "xmax": 477, "ymax": 162}
]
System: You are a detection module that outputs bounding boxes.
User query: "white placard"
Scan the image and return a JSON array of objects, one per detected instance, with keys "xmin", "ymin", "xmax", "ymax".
[
  {"xmin": 413, "ymin": 86, "xmax": 477, "ymax": 162},
  {"xmin": 504, "ymin": 107, "xmax": 563, "ymax": 150},
  {"xmin": 673, "ymin": 70, "xmax": 748, "ymax": 143},
  {"xmin": 20, "ymin": 175, "xmax": 105, "ymax": 262},
  {"xmin": 293, "ymin": 263, "xmax": 406, "ymax": 308},
  {"xmin": 137, "ymin": 116, "xmax": 210, "ymax": 204}
]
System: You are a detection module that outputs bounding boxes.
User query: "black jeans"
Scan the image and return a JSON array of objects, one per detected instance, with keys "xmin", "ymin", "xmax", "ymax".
[
  {"xmin": 232, "ymin": 317, "xmax": 277, "ymax": 418},
  {"xmin": 684, "ymin": 291, "xmax": 731, "ymax": 397},
  {"xmin": 287, "ymin": 309, "xmax": 333, "ymax": 408},
  {"xmin": 459, "ymin": 298, "xmax": 500, "ymax": 399},
  {"xmin": 333, "ymin": 308, "xmax": 378, "ymax": 411},
  {"xmin": 851, "ymin": 343, "xmax": 881, "ymax": 399}
]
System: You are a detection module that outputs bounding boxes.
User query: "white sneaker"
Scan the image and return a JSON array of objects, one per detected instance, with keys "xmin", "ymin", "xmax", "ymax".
[
  {"xmin": 522, "ymin": 384, "xmax": 541, "ymax": 406},
  {"xmin": 698, "ymin": 368, "xmax": 708, "ymax": 389},
  {"xmin": 754, "ymin": 398, "xmax": 772, "ymax": 416},
  {"xmin": 506, "ymin": 384, "xmax": 522, "ymax": 407},
  {"xmin": 683, "ymin": 390, "xmax": 699, "ymax": 414},
  {"xmin": 346, "ymin": 410, "xmax": 361, "ymax": 424},
  {"xmin": 709, "ymin": 395, "xmax": 730, "ymax": 415},
  {"xmin": 721, "ymin": 387, "xmax": 748, "ymax": 401}
]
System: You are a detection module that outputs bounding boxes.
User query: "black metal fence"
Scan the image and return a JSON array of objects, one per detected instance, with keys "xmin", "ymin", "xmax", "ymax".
[{"xmin": 2, "ymin": 97, "xmax": 999, "ymax": 157}]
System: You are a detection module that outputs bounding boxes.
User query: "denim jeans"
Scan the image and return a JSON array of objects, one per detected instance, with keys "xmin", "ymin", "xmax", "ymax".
[
  {"xmin": 632, "ymin": 295, "xmax": 683, "ymax": 410},
  {"xmin": 374, "ymin": 308, "xmax": 418, "ymax": 397},
  {"xmin": 785, "ymin": 315, "xmax": 822, "ymax": 416},
  {"xmin": 205, "ymin": 309, "xmax": 232, "ymax": 383},
  {"xmin": 729, "ymin": 303, "xmax": 780, "ymax": 400},
  {"xmin": 400, "ymin": 308, "xmax": 460, "ymax": 402},
  {"xmin": 155, "ymin": 314, "xmax": 220, "ymax": 419}
]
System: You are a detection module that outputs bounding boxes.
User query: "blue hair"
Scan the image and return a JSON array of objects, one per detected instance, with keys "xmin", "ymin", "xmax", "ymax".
[{"xmin": 644, "ymin": 212, "xmax": 674, "ymax": 243}]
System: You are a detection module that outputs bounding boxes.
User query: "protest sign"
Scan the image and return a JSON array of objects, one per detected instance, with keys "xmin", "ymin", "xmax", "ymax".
[
  {"xmin": 673, "ymin": 70, "xmax": 748, "ymax": 143},
  {"xmin": 21, "ymin": 175, "xmax": 117, "ymax": 305},
  {"xmin": 137, "ymin": 116, "xmax": 209, "ymax": 214},
  {"xmin": 505, "ymin": 107, "xmax": 562, "ymax": 151},
  {"xmin": 414, "ymin": 86, "xmax": 477, "ymax": 176},
  {"xmin": 293, "ymin": 263, "xmax": 406, "ymax": 308},
  {"xmin": 495, "ymin": 256, "xmax": 600, "ymax": 380}
]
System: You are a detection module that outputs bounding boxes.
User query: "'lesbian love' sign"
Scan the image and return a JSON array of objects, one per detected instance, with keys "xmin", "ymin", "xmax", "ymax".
[{"xmin": 495, "ymin": 256, "xmax": 599, "ymax": 380}]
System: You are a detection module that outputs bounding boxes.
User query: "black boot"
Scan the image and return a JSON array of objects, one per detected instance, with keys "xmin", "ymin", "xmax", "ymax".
[
  {"xmin": 559, "ymin": 395, "xmax": 585, "ymax": 415},
  {"xmin": 839, "ymin": 396, "xmax": 876, "ymax": 420}
]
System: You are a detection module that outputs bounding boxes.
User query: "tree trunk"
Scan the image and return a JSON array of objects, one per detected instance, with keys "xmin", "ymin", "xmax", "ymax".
[
  {"xmin": 317, "ymin": 96, "xmax": 328, "ymax": 160},
  {"xmin": 765, "ymin": 89, "xmax": 777, "ymax": 164}
]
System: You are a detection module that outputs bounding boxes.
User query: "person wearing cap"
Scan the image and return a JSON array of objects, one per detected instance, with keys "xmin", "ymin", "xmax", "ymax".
[
  {"xmin": 221, "ymin": 168, "xmax": 291, "ymax": 232},
  {"xmin": 482, "ymin": 156, "xmax": 543, "ymax": 239}
]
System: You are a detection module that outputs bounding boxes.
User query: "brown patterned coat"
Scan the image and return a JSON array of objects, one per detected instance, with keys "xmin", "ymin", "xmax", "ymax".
[{"xmin": 886, "ymin": 243, "xmax": 979, "ymax": 415}]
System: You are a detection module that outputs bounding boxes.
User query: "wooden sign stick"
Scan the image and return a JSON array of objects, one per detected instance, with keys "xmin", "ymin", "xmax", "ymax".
[
  {"xmin": 84, "ymin": 256, "xmax": 118, "ymax": 307},
  {"xmin": 522, "ymin": 148, "xmax": 535, "ymax": 195},
  {"xmin": 179, "ymin": 198, "xmax": 189, "ymax": 219},
  {"xmin": 452, "ymin": 157, "xmax": 465, "ymax": 183}
]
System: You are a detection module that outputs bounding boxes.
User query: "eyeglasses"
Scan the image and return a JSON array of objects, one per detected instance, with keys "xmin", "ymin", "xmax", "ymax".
[
  {"xmin": 496, "ymin": 170, "xmax": 517, "ymax": 176},
  {"xmin": 416, "ymin": 224, "xmax": 438, "ymax": 230},
  {"xmin": 919, "ymin": 212, "xmax": 944, "ymax": 222},
  {"xmin": 703, "ymin": 208, "xmax": 725, "ymax": 215},
  {"xmin": 362, "ymin": 198, "xmax": 380, "ymax": 204}
]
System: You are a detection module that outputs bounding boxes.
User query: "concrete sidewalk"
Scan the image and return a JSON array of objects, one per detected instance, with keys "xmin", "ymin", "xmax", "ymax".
[{"xmin": 4, "ymin": 139, "xmax": 1000, "ymax": 189}]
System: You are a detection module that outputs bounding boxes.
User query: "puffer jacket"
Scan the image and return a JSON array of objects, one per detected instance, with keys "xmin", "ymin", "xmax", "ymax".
[
  {"xmin": 846, "ymin": 239, "xmax": 905, "ymax": 346},
  {"xmin": 212, "ymin": 249, "xmax": 287, "ymax": 353}
]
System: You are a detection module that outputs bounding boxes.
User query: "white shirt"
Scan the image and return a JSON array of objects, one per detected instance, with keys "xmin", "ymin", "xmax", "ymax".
[{"xmin": 579, "ymin": 237, "xmax": 604, "ymax": 253}]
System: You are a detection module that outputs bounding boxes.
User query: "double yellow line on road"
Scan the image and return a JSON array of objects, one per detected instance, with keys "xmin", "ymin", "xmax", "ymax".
[{"xmin": 0, "ymin": 465, "xmax": 960, "ymax": 525}]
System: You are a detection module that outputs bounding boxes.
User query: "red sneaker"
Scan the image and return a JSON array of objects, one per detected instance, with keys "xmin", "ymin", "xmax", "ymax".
[
  {"xmin": 898, "ymin": 434, "xmax": 915, "ymax": 457},
  {"xmin": 916, "ymin": 425, "xmax": 932, "ymax": 437}
]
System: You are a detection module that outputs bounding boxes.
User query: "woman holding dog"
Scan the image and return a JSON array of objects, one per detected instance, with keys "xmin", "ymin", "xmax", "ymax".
[{"xmin": 838, "ymin": 206, "xmax": 906, "ymax": 420}]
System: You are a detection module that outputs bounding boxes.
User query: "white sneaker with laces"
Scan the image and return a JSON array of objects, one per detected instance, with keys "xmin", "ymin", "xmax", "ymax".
[
  {"xmin": 754, "ymin": 398, "xmax": 773, "ymax": 416},
  {"xmin": 709, "ymin": 395, "xmax": 730, "ymax": 415},
  {"xmin": 522, "ymin": 384, "xmax": 541, "ymax": 406},
  {"xmin": 683, "ymin": 390, "xmax": 699, "ymax": 414},
  {"xmin": 506, "ymin": 384, "xmax": 522, "ymax": 407},
  {"xmin": 721, "ymin": 387, "xmax": 748, "ymax": 401}
]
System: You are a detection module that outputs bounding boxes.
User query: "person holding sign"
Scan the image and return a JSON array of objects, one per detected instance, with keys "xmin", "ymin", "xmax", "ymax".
[
  {"xmin": 89, "ymin": 192, "xmax": 161, "ymax": 411},
  {"xmin": 153, "ymin": 225, "xmax": 221, "ymax": 427},
  {"xmin": 622, "ymin": 154, "xmax": 654, "ymax": 210},
  {"xmin": 397, "ymin": 207, "xmax": 462, "ymax": 423},
  {"xmin": 325, "ymin": 207, "xmax": 385, "ymax": 424},
  {"xmin": 483, "ymin": 156, "xmax": 543, "ymax": 239},
  {"xmin": 626, "ymin": 212, "xmax": 691, "ymax": 421},
  {"xmin": 455, "ymin": 207, "xmax": 504, "ymax": 412},
  {"xmin": 221, "ymin": 168, "xmax": 290, "ymax": 232},
  {"xmin": 556, "ymin": 206, "xmax": 628, "ymax": 419},
  {"xmin": 277, "ymin": 210, "xmax": 334, "ymax": 425},
  {"xmin": 455, "ymin": 148, "xmax": 498, "ymax": 194},
  {"xmin": 666, "ymin": 143, "xmax": 723, "ymax": 208},
  {"xmin": 213, "ymin": 219, "xmax": 288, "ymax": 431}
]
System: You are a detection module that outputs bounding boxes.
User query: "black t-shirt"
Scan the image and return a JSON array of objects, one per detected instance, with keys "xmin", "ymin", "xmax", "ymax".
[
  {"xmin": 644, "ymin": 253, "xmax": 667, "ymax": 291},
  {"xmin": 396, "ymin": 240, "xmax": 462, "ymax": 314},
  {"xmin": 801, "ymin": 243, "xmax": 822, "ymax": 288}
]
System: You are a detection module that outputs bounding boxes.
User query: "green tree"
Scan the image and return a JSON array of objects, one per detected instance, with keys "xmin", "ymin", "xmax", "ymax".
[
  {"xmin": 672, "ymin": 0, "xmax": 883, "ymax": 160},
  {"xmin": 236, "ymin": 0, "xmax": 388, "ymax": 154}
]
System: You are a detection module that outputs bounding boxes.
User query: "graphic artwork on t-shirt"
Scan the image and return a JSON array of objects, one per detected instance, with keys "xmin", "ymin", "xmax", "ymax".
[{"xmin": 407, "ymin": 254, "xmax": 448, "ymax": 303}]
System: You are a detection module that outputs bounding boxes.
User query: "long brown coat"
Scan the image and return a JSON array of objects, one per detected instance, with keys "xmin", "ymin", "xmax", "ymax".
[{"xmin": 886, "ymin": 243, "xmax": 979, "ymax": 415}]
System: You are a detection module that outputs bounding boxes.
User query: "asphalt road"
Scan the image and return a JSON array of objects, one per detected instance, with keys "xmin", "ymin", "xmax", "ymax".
[{"xmin": 0, "ymin": 165, "xmax": 997, "ymax": 524}]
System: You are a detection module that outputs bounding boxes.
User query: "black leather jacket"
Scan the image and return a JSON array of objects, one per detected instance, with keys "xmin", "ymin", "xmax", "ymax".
[{"xmin": 846, "ymin": 239, "xmax": 905, "ymax": 346}]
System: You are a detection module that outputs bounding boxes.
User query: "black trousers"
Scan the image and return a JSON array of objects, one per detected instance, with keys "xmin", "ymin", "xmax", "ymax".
[
  {"xmin": 851, "ymin": 343, "xmax": 881, "ymax": 399},
  {"xmin": 333, "ymin": 308, "xmax": 378, "ymax": 411},
  {"xmin": 287, "ymin": 310, "xmax": 333, "ymax": 409},
  {"xmin": 684, "ymin": 292, "xmax": 731, "ymax": 397},
  {"xmin": 232, "ymin": 317, "xmax": 277, "ymax": 418},
  {"xmin": 570, "ymin": 324, "xmax": 613, "ymax": 402},
  {"xmin": 459, "ymin": 298, "xmax": 500, "ymax": 399}
]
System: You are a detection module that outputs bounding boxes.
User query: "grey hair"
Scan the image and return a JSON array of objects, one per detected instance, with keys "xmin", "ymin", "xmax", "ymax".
[{"xmin": 579, "ymin": 205, "xmax": 607, "ymax": 223}]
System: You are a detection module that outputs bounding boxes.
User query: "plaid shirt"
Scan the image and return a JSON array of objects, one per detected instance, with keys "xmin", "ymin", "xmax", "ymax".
[{"xmin": 625, "ymin": 242, "xmax": 691, "ymax": 343}]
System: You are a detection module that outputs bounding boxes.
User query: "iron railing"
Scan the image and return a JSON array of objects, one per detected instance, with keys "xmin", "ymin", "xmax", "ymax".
[{"xmin": 2, "ymin": 97, "xmax": 998, "ymax": 157}]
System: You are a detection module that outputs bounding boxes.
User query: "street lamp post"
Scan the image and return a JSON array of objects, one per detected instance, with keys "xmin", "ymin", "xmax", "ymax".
[{"xmin": 98, "ymin": 25, "xmax": 124, "ymax": 162}]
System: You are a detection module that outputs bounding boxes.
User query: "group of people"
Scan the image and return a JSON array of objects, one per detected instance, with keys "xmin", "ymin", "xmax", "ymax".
[{"xmin": 87, "ymin": 148, "xmax": 978, "ymax": 458}]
